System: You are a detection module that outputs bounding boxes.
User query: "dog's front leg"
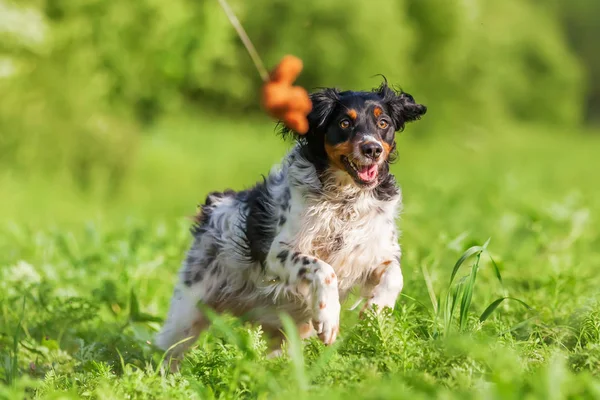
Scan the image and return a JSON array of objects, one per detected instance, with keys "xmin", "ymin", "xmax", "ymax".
[
  {"xmin": 266, "ymin": 241, "xmax": 341, "ymax": 345},
  {"xmin": 362, "ymin": 258, "xmax": 403, "ymax": 314}
]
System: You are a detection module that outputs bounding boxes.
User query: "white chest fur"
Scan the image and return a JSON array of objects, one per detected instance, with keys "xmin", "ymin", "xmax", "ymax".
[{"xmin": 290, "ymin": 187, "xmax": 401, "ymax": 292}]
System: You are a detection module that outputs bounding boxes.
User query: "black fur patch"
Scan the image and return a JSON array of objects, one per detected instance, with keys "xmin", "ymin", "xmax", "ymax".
[
  {"xmin": 185, "ymin": 253, "xmax": 201, "ymax": 266},
  {"xmin": 183, "ymin": 242, "xmax": 220, "ymax": 287},
  {"xmin": 191, "ymin": 190, "xmax": 236, "ymax": 237},
  {"xmin": 276, "ymin": 250, "xmax": 289, "ymax": 264},
  {"xmin": 205, "ymin": 242, "xmax": 219, "ymax": 267},
  {"xmin": 376, "ymin": 82, "xmax": 427, "ymax": 131},
  {"xmin": 291, "ymin": 252, "xmax": 300, "ymax": 263},
  {"xmin": 281, "ymin": 187, "xmax": 291, "ymax": 211},
  {"xmin": 245, "ymin": 174, "xmax": 282, "ymax": 264},
  {"xmin": 373, "ymin": 172, "xmax": 400, "ymax": 201},
  {"xmin": 206, "ymin": 189, "xmax": 236, "ymax": 205}
]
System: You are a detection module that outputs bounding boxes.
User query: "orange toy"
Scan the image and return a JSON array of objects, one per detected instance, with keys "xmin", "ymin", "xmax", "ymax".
[
  {"xmin": 261, "ymin": 56, "xmax": 312, "ymax": 134},
  {"xmin": 215, "ymin": 0, "xmax": 311, "ymax": 134}
]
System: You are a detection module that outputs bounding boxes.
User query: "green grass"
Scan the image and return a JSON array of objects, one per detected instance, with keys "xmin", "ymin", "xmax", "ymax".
[{"xmin": 2, "ymin": 117, "xmax": 600, "ymax": 399}]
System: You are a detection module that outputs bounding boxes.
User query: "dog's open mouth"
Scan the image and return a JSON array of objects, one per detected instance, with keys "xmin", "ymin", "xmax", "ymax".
[{"xmin": 341, "ymin": 156, "xmax": 379, "ymax": 185}]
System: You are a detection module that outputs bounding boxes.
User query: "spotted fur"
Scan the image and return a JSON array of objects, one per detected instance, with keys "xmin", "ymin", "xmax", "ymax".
[{"xmin": 156, "ymin": 82, "xmax": 426, "ymax": 370}]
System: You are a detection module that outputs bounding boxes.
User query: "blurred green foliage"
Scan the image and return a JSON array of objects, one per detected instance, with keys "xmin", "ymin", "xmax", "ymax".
[
  {"xmin": 0, "ymin": 0, "xmax": 592, "ymax": 190},
  {"xmin": 558, "ymin": 0, "xmax": 600, "ymax": 123}
]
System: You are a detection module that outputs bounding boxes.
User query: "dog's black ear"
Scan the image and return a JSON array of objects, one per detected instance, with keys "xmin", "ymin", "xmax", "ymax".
[
  {"xmin": 279, "ymin": 88, "xmax": 340, "ymax": 141},
  {"xmin": 376, "ymin": 82, "xmax": 427, "ymax": 132},
  {"xmin": 306, "ymin": 88, "xmax": 340, "ymax": 132}
]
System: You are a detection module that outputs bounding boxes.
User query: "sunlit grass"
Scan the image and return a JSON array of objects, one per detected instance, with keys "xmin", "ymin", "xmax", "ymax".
[{"xmin": 1, "ymin": 119, "xmax": 600, "ymax": 398}]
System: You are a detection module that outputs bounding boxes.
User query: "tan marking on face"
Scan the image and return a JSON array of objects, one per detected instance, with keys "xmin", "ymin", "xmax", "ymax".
[
  {"xmin": 325, "ymin": 277, "xmax": 332, "ymax": 285},
  {"xmin": 347, "ymin": 109, "xmax": 358, "ymax": 120},
  {"xmin": 381, "ymin": 141, "xmax": 392, "ymax": 159},
  {"xmin": 374, "ymin": 107, "xmax": 383, "ymax": 118},
  {"xmin": 319, "ymin": 302, "xmax": 326, "ymax": 309},
  {"xmin": 324, "ymin": 141, "xmax": 353, "ymax": 171}
]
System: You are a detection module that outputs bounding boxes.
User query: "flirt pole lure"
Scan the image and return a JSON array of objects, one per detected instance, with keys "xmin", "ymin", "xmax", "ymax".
[{"xmin": 216, "ymin": 0, "xmax": 312, "ymax": 134}]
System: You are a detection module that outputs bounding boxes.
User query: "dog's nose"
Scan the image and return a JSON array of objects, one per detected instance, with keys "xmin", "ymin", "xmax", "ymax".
[{"xmin": 360, "ymin": 142, "xmax": 383, "ymax": 160}]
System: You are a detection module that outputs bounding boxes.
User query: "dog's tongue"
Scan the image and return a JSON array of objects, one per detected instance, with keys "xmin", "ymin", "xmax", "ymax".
[{"xmin": 357, "ymin": 164, "xmax": 378, "ymax": 182}]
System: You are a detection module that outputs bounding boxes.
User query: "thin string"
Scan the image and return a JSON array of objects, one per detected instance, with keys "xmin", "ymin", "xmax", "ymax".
[{"xmin": 216, "ymin": 0, "xmax": 269, "ymax": 82}]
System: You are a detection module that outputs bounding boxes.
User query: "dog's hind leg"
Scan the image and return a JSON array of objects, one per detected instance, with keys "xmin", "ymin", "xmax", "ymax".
[
  {"xmin": 155, "ymin": 286, "xmax": 208, "ymax": 372},
  {"xmin": 156, "ymin": 231, "xmax": 223, "ymax": 371}
]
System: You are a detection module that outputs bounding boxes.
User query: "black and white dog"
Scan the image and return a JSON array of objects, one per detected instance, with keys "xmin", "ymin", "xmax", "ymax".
[{"xmin": 156, "ymin": 82, "xmax": 426, "ymax": 368}]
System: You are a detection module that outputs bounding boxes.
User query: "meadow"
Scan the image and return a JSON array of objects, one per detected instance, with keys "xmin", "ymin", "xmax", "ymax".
[{"xmin": 1, "ymin": 116, "xmax": 600, "ymax": 399}]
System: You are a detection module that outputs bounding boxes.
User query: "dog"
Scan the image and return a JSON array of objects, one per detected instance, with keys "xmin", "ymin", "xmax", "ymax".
[{"xmin": 156, "ymin": 81, "xmax": 426, "ymax": 369}]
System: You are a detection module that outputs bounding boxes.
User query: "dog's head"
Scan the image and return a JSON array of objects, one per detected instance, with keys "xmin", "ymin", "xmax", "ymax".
[{"xmin": 281, "ymin": 81, "xmax": 426, "ymax": 188}]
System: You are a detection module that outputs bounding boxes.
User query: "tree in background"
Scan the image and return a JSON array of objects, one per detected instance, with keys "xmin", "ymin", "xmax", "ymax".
[
  {"xmin": 0, "ymin": 0, "xmax": 588, "ymax": 190},
  {"xmin": 558, "ymin": 0, "xmax": 600, "ymax": 124}
]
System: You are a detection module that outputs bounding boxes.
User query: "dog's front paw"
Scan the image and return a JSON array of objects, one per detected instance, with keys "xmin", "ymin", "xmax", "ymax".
[
  {"xmin": 312, "ymin": 298, "xmax": 340, "ymax": 345},
  {"xmin": 360, "ymin": 293, "xmax": 397, "ymax": 318}
]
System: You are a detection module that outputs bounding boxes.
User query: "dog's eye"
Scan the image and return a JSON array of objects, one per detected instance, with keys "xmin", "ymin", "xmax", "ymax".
[
  {"xmin": 378, "ymin": 119, "xmax": 389, "ymax": 129},
  {"xmin": 339, "ymin": 119, "xmax": 350, "ymax": 129}
]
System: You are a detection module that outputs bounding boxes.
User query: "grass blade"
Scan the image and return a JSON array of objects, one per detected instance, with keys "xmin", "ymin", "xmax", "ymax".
[
  {"xmin": 445, "ymin": 281, "xmax": 464, "ymax": 335},
  {"xmin": 498, "ymin": 315, "xmax": 538, "ymax": 336},
  {"xmin": 459, "ymin": 255, "xmax": 480, "ymax": 331},
  {"xmin": 487, "ymin": 253, "xmax": 504, "ymax": 286},
  {"xmin": 450, "ymin": 245, "xmax": 485, "ymax": 285},
  {"xmin": 128, "ymin": 289, "xmax": 162, "ymax": 323},
  {"xmin": 399, "ymin": 293, "xmax": 435, "ymax": 316},
  {"xmin": 421, "ymin": 261, "xmax": 439, "ymax": 315},
  {"xmin": 480, "ymin": 297, "xmax": 533, "ymax": 322},
  {"xmin": 156, "ymin": 336, "xmax": 198, "ymax": 376},
  {"xmin": 280, "ymin": 313, "xmax": 308, "ymax": 392},
  {"xmin": 479, "ymin": 298, "xmax": 506, "ymax": 322},
  {"xmin": 7, "ymin": 297, "xmax": 27, "ymax": 386},
  {"xmin": 306, "ymin": 339, "xmax": 341, "ymax": 383},
  {"xmin": 129, "ymin": 289, "xmax": 140, "ymax": 319},
  {"xmin": 198, "ymin": 304, "xmax": 243, "ymax": 349},
  {"xmin": 482, "ymin": 237, "xmax": 491, "ymax": 249}
]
